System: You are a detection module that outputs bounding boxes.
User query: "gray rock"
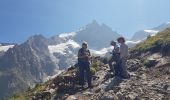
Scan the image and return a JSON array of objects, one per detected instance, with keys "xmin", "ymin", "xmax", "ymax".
[
  {"xmin": 116, "ymin": 92, "xmax": 125, "ymax": 100},
  {"xmin": 100, "ymin": 92, "xmax": 118, "ymax": 100}
]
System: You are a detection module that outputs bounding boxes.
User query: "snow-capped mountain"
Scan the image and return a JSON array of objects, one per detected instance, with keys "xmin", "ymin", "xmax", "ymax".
[
  {"xmin": 125, "ymin": 40, "xmax": 142, "ymax": 48},
  {"xmin": 130, "ymin": 30, "xmax": 159, "ymax": 42},
  {"xmin": 0, "ymin": 45, "xmax": 14, "ymax": 52},
  {"xmin": 48, "ymin": 40, "xmax": 80, "ymax": 70},
  {"xmin": 131, "ymin": 22, "xmax": 170, "ymax": 42},
  {"xmin": 74, "ymin": 20, "xmax": 121, "ymax": 49},
  {"xmin": 0, "ymin": 21, "xmax": 122, "ymax": 98},
  {"xmin": 0, "ymin": 43, "xmax": 15, "ymax": 57},
  {"xmin": 47, "ymin": 20, "xmax": 121, "ymax": 69}
]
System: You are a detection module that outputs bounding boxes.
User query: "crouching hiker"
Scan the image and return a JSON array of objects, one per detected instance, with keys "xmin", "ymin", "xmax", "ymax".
[
  {"xmin": 109, "ymin": 41, "xmax": 121, "ymax": 76},
  {"xmin": 78, "ymin": 42, "xmax": 93, "ymax": 89},
  {"xmin": 117, "ymin": 37, "xmax": 130, "ymax": 79}
]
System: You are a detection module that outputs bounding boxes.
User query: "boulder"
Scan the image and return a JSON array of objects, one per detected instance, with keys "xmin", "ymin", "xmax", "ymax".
[
  {"xmin": 66, "ymin": 95, "xmax": 77, "ymax": 100},
  {"xmin": 144, "ymin": 59, "xmax": 158, "ymax": 68}
]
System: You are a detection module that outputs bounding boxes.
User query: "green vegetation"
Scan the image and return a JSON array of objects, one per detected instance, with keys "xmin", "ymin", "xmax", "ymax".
[
  {"xmin": 76, "ymin": 59, "xmax": 102, "ymax": 75},
  {"xmin": 8, "ymin": 94, "xmax": 27, "ymax": 100},
  {"xmin": 8, "ymin": 83, "xmax": 47, "ymax": 100},
  {"xmin": 130, "ymin": 28, "xmax": 170, "ymax": 53}
]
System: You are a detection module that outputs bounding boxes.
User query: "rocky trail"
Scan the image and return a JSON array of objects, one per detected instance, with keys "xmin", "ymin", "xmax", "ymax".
[{"xmin": 29, "ymin": 52, "xmax": 170, "ymax": 100}]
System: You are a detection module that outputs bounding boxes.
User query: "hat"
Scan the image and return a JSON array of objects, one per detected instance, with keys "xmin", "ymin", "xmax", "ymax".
[
  {"xmin": 110, "ymin": 41, "xmax": 116, "ymax": 45},
  {"xmin": 117, "ymin": 37, "xmax": 125, "ymax": 43},
  {"xmin": 82, "ymin": 41, "xmax": 88, "ymax": 45}
]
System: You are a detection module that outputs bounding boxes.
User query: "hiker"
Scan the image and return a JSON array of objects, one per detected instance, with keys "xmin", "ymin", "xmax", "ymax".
[
  {"xmin": 117, "ymin": 37, "xmax": 129, "ymax": 79},
  {"xmin": 78, "ymin": 42, "xmax": 92, "ymax": 88},
  {"xmin": 109, "ymin": 41, "xmax": 121, "ymax": 76}
]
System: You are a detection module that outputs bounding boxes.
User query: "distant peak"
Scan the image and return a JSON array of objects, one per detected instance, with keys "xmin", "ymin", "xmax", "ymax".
[
  {"xmin": 26, "ymin": 34, "xmax": 47, "ymax": 44},
  {"xmin": 29, "ymin": 34, "xmax": 45, "ymax": 40},
  {"xmin": 101, "ymin": 23, "xmax": 111, "ymax": 28},
  {"xmin": 166, "ymin": 22, "xmax": 170, "ymax": 24},
  {"xmin": 86, "ymin": 20, "xmax": 100, "ymax": 28},
  {"xmin": 92, "ymin": 20, "xmax": 98, "ymax": 24}
]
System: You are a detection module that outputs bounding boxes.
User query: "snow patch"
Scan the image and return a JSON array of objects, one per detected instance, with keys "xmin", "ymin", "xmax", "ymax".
[
  {"xmin": 166, "ymin": 22, "xmax": 170, "ymax": 24},
  {"xmin": 90, "ymin": 47, "xmax": 113, "ymax": 56},
  {"xmin": 0, "ymin": 45, "xmax": 14, "ymax": 52},
  {"xmin": 48, "ymin": 40, "xmax": 80, "ymax": 54},
  {"xmin": 144, "ymin": 30, "xmax": 159, "ymax": 34},
  {"xmin": 126, "ymin": 40, "xmax": 141, "ymax": 44},
  {"xmin": 59, "ymin": 32, "xmax": 77, "ymax": 38}
]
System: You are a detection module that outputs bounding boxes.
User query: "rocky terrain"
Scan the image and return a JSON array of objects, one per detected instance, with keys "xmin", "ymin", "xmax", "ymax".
[{"xmin": 10, "ymin": 28, "xmax": 170, "ymax": 100}]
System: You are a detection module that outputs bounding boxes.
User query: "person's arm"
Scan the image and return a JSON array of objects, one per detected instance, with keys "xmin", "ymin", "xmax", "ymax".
[
  {"xmin": 115, "ymin": 46, "xmax": 120, "ymax": 53},
  {"xmin": 88, "ymin": 50, "xmax": 91, "ymax": 57},
  {"xmin": 125, "ymin": 45, "xmax": 129, "ymax": 58},
  {"xmin": 87, "ymin": 50, "xmax": 92, "ymax": 61},
  {"xmin": 119, "ymin": 45, "xmax": 123, "ymax": 58}
]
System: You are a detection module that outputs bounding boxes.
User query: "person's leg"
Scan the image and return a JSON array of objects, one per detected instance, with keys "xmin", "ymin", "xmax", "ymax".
[
  {"xmin": 114, "ymin": 63, "xmax": 119, "ymax": 76},
  {"xmin": 115, "ymin": 59, "xmax": 122, "ymax": 77},
  {"xmin": 120, "ymin": 59, "xmax": 129, "ymax": 78},
  {"xmin": 79, "ymin": 62, "xmax": 85, "ymax": 86},
  {"xmin": 109, "ymin": 58, "xmax": 114, "ymax": 72},
  {"xmin": 85, "ymin": 62, "xmax": 92, "ymax": 88}
]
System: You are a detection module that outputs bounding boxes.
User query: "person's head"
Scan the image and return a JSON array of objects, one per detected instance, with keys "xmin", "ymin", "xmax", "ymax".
[
  {"xmin": 82, "ymin": 41, "xmax": 88, "ymax": 49},
  {"xmin": 110, "ymin": 41, "xmax": 116, "ymax": 46},
  {"xmin": 117, "ymin": 37, "xmax": 125, "ymax": 44}
]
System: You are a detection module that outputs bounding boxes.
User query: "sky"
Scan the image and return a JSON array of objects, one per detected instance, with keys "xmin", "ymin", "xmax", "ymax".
[{"xmin": 0, "ymin": 0, "xmax": 170, "ymax": 43}]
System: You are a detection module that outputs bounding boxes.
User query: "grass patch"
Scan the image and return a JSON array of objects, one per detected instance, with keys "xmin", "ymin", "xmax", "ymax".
[
  {"xmin": 8, "ymin": 83, "xmax": 47, "ymax": 100},
  {"xmin": 130, "ymin": 28, "xmax": 170, "ymax": 53}
]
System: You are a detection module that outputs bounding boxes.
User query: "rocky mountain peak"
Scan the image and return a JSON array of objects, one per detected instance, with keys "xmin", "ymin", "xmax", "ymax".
[{"xmin": 85, "ymin": 20, "xmax": 100, "ymax": 29}]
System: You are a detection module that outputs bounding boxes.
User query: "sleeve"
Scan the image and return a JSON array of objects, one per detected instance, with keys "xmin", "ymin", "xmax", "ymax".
[
  {"xmin": 78, "ymin": 49, "xmax": 81, "ymax": 58},
  {"xmin": 115, "ymin": 47, "xmax": 120, "ymax": 53},
  {"xmin": 126, "ymin": 45, "xmax": 129, "ymax": 57},
  {"xmin": 88, "ymin": 50, "xmax": 91, "ymax": 56}
]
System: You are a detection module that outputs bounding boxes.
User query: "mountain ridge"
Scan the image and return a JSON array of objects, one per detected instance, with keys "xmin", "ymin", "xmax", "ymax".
[{"xmin": 0, "ymin": 21, "xmax": 121, "ymax": 99}]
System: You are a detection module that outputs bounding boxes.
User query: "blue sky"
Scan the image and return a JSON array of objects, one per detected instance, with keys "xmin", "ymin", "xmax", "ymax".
[{"xmin": 0, "ymin": 0, "xmax": 170, "ymax": 43}]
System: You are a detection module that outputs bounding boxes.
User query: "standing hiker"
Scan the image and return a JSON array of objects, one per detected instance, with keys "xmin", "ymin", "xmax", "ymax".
[
  {"xmin": 78, "ymin": 42, "xmax": 92, "ymax": 88},
  {"xmin": 117, "ymin": 37, "xmax": 129, "ymax": 79},
  {"xmin": 109, "ymin": 41, "xmax": 121, "ymax": 76}
]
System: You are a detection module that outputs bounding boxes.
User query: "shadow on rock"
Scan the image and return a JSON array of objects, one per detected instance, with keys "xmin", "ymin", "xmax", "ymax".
[{"xmin": 105, "ymin": 77, "xmax": 123, "ymax": 91}]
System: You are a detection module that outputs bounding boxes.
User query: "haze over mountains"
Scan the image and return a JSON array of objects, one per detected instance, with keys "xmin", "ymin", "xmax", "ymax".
[
  {"xmin": 131, "ymin": 22, "xmax": 170, "ymax": 41},
  {"xmin": 0, "ymin": 21, "xmax": 170, "ymax": 98}
]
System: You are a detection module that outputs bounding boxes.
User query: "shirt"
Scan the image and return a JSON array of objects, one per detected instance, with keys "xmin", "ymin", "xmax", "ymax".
[
  {"xmin": 78, "ymin": 48, "xmax": 91, "ymax": 62},
  {"xmin": 120, "ymin": 43, "xmax": 129, "ymax": 58}
]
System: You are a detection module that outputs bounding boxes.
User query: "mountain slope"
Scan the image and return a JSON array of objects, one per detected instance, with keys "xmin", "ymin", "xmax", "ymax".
[
  {"xmin": 10, "ymin": 28, "xmax": 170, "ymax": 100},
  {"xmin": 131, "ymin": 28, "xmax": 170, "ymax": 55}
]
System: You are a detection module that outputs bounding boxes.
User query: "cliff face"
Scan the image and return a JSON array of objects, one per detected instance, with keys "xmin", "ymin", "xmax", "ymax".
[{"xmin": 0, "ymin": 35, "xmax": 57, "ymax": 98}]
